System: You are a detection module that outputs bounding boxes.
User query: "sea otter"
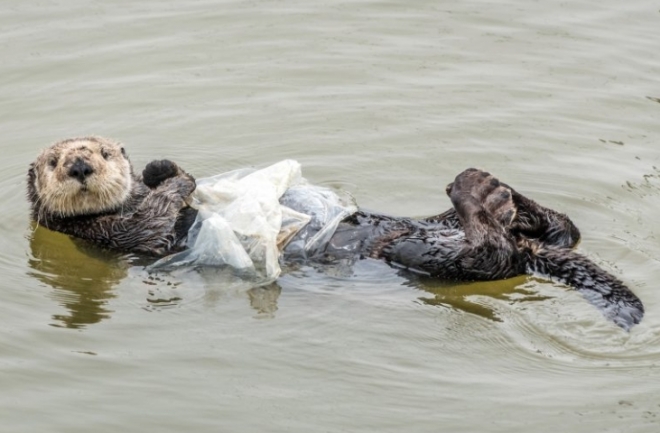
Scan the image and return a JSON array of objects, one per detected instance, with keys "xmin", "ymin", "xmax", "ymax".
[
  {"xmin": 27, "ymin": 136, "xmax": 197, "ymax": 256},
  {"xmin": 27, "ymin": 137, "xmax": 644, "ymax": 329}
]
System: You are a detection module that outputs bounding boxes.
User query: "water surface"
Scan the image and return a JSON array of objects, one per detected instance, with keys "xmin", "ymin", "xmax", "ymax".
[{"xmin": 1, "ymin": 1, "xmax": 660, "ymax": 432}]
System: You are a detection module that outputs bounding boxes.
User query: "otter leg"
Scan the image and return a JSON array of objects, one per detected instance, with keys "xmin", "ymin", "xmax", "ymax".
[
  {"xmin": 423, "ymin": 171, "xmax": 516, "ymax": 229},
  {"xmin": 377, "ymin": 169, "xmax": 525, "ymax": 281},
  {"xmin": 448, "ymin": 168, "xmax": 513, "ymax": 244},
  {"xmin": 425, "ymin": 171, "xmax": 581, "ymax": 250},
  {"xmin": 456, "ymin": 170, "xmax": 579, "ymax": 248},
  {"xmin": 529, "ymin": 247, "xmax": 643, "ymax": 330},
  {"xmin": 504, "ymin": 186, "xmax": 581, "ymax": 249}
]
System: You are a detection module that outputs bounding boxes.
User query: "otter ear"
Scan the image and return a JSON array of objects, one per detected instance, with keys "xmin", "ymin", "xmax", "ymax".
[
  {"xmin": 27, "ymin": 163, "xmax": 38, "ymax": 199},
  {"xmin": 120, "ymin": 147, "xmax": 127, "ymax": 158}
]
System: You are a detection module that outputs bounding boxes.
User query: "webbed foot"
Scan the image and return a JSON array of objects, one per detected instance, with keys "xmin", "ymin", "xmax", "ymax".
[{"xmin": 447, "ymin": 168, "xmax": 516, "ymax": 226}]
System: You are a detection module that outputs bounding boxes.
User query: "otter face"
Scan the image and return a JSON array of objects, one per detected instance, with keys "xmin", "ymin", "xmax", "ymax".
[{"xmin": 28, "ymin": 137, "xmax": 133, "ymax": 218}]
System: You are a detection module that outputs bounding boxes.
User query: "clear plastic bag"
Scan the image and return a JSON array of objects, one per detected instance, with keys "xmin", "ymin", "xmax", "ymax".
[
  {"xmin": 149, "ymin": 160, "xmax": 357, "ymax": 284},
  {"xmin": 279, "ymin": 184, "xmax": 357, "ymax": 260}
]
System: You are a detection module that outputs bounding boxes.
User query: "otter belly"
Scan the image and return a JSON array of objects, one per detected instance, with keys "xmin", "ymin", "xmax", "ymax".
[{"xmin": 279, "ymin": 184, "xmax": 358, "ymax": 260}]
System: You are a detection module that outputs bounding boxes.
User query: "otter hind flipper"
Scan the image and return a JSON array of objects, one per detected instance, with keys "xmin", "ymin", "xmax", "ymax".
[{"xmin": 527, "ymin": 248, "xmax": 644, "ymax": 330}]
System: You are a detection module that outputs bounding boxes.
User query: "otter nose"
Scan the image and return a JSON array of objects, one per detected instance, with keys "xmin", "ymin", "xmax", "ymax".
[{"xmin": 68, "ymin": 158, "xmax": 95, "ymax": 183}]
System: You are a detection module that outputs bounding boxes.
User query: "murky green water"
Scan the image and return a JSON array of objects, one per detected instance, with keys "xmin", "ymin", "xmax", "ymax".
[{"xmin": 2, "ymin": 1, "xmax": 660, "ymax": 431}]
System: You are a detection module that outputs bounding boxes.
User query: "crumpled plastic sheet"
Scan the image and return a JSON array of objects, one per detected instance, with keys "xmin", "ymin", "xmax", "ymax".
[{"xmin": 149, "ymin": 160, "xmax": 357, "ymax": 284}]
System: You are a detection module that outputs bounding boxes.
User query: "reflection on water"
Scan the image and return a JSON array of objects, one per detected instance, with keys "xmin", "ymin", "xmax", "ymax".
[
  {"xmin": 283, "ymin": 257, "xmax": 552, "ymax": 324},
  {"xmin": 27, "ymin": 223, "xmax": 127, "ymax": 329},
  {"xmin": 248, "ymin": 283, "xmax": 282, "ymax": 318},
  {"xmin": 409, "ymin": 274, "xmax": 552, "ymax": 322},
  {"xmin": 3, "ymin": 0, "xmax": 660, "ymax": 429},
  {"xmin": 142, "ymin": 264, "xmax": 285, "ymax": 316},
  {"xmin": 28, "ymin": 223, "xmax": 286, "ymax": 325}
]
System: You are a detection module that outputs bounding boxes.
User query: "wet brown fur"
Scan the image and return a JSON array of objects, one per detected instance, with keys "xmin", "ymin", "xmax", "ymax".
[
  {"xmin": 27, "ymin": 139, "xmax": 644, "ymax": 329},
  {"xmin": 318, "ymin": 169, "xmax": 644, "ymax": 329},
  {"xmin": 28, "ymin": 137, "xmax": 197, "ymax": 256}
]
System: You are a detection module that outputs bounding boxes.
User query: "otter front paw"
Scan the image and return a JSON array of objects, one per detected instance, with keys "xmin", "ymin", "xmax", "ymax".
[{"xmin": 143, "ymin": 159, "xmax": 180, "ymax": 188}]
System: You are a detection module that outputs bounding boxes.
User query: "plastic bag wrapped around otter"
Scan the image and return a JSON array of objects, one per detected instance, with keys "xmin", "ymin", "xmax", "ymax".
[
  {"xmin": 149, "ymin": 160, "xmax": 357, "ymax": 285},
  {"xmin": 279, "ymin": 184, "xmax": 358, "ymax": 260}
]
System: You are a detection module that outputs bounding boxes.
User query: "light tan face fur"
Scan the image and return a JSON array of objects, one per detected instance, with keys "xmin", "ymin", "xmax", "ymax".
[{"xmin": 31, "ymin": 137, "xmax": 133, "ymax": 217}]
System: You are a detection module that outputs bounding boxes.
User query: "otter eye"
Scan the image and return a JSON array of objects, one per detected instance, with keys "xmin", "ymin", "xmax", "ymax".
[
  {"xmin": 49, "ymin": 157, "xmax": 58, "ymax": 168},
  {"xmin": 101, "ymin": 149, "xmax": 110, "ymax": 160}
]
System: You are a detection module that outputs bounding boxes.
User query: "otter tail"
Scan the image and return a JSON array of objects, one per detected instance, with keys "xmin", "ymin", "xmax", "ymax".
[{"xmin": 526, "ymin": 247, "xmax": 644, "ymax": 330}]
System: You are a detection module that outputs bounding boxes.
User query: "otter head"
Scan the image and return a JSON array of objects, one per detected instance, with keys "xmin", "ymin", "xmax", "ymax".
[{"xmin": 28, "ymin": 137, "xmax": 134, "ymax": 219}]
